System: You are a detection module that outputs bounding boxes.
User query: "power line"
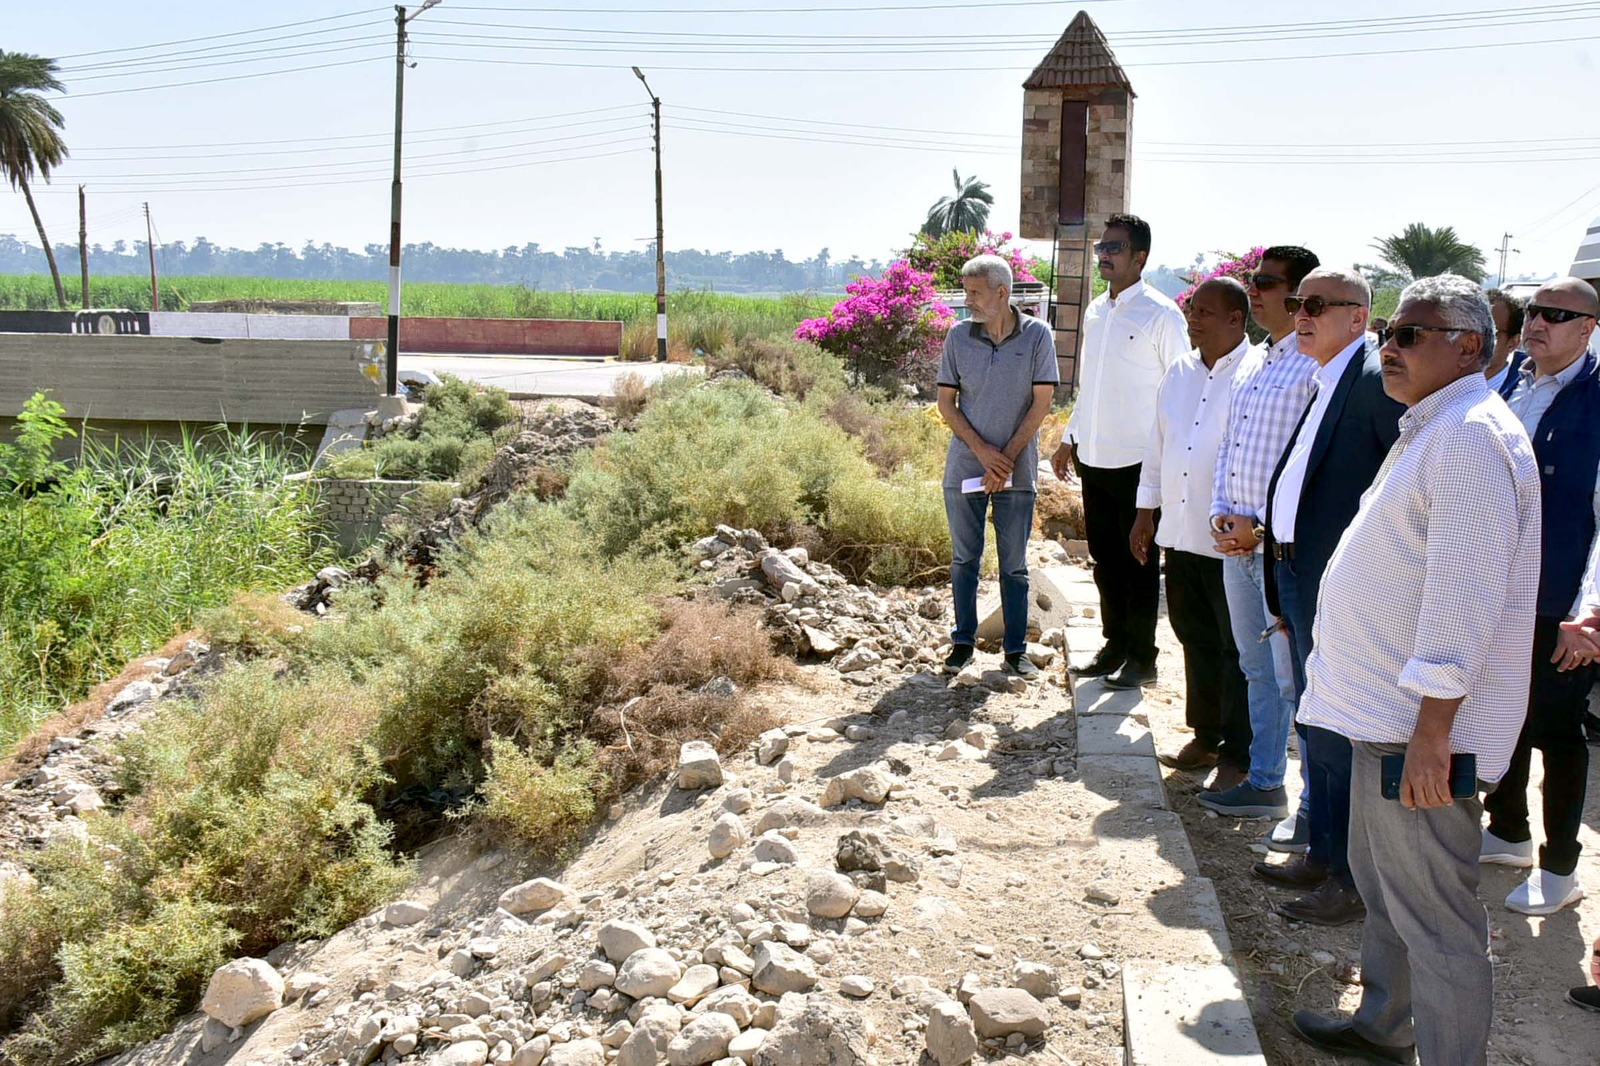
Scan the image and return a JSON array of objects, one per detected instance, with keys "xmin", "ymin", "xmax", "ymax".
[
  {"xmin": 56, "ymin": 6, "xmax": 385, "ymax": 60},
  {"xmin": 64, "ymin": 38, "xmax": 392, "ymax": 83},
  {"xmin": 68, "ymin": 54, "xmax": 391, "ymax": 100},
  {"xmin": 61, "ymin": 22, "xmax": 390, "ymax": 73},
  {"xmin": 449, "ymin": 0, "xmax": 1098, "ymax": 13}
]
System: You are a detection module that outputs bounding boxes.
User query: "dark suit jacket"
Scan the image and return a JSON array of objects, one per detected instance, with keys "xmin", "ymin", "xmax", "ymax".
[{"xmin": 1263, "ymin": 342, "xmax": 1405, "ymax": 616}]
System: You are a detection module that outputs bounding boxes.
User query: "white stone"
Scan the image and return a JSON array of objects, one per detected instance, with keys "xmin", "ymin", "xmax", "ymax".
[
  {"xmin": 678, "ymin": 741, "xmax": 725, "ymax": 790},
  {"xmin": 750, "ymin": 831, "xmax": 799, "ymax": 865},
  {"xmin": 544, "ymin": 1039, "xmax": 606, "ymax": 1066},
  {"xmin": 599, "ymin": 919, "xmax": 658, "ymax": 962},
  {"xmin": 925, "ymin": 1001, "xmax": 978, "ymax": 1066},
  {"xmin": 755, "ymin": 730, "xmax": 790, "ymax": 766},
  {"xmin": 579, "ymin": 960, "xmax": 618, "ymax": 991},
  {"xmin": 708, "ymin": 814, "xmax": 749, "ymax": 860},
  {"xmin": 819, "ymin": 766, "xmax": 894, "ymax": 808},
  {"xmin": 615, "ymin": 949, "xmax": 684, "ymax": 999},
  {"xmin": 665, "ymin": 1011, "xmax": 739, "ymax": 1066},
  {"xmin": 383, "ymin": 900, "xmax": 430, "ymax": 926},
  {"xmin": 750, "ymin": 942, "xmax": 818, "ymax": 995},
  {"xmin": 752, "ymin": 995, "xmax": 871, "ymax": 1066},
  {"xmin": 668, "ymin": 964, "xmax": 720, "ymax": 1004},
  {"xmin": 805, "ymin": 871, "xmax": 860, "ymax": 920},
  {"xmin": 851, "ymin": 891, "xmax": 889, "ymax": 918},
  {"xmin": 499, "ymin": 878, "xmax": 568, "ymax": 915},
  {"xmin": 1024, "ymin": 642, "xmax": 1057, "ymax": 667},
  {"xmin": 201, "ymin": 958, "xmax": 284, "ymax": 1028},
  {"xmin": 937, "ymin": 741, "xmax": 984, "ymax": 762},
  {"xmin": 695, "ymin": 985, "xmax": 760, "ymax": 1028},
  {"xmin": 839, "ymin": 976, "xmax": 874, "ymax": 998},
  {"xmin": 727, "ymin": 1028, "xmax": 767, "ymax": 1065},
  {"xmin": 511, "ymin": 1037, "xmax": 551, "ymax": 1066},
  {"xmin": 967, "ymin": 988, "xmax": 1049, "ymax": 1039},
  {"xmin": 835, "ymin": 647, "xmax": 881, "ymax": 674},
  {"xmin": 439, "ymin": 1041, "xmax": 491, "ymax": 1066},
  {"xmin": 722, "ymin": 788, "xmax": 754, "ymax": 814},
  {"xmin": 107, "ymin": 680, "xmax": 158, "ymax": 713},
  {"xmin": 1011, "ymin": 962, "xmax": 1059, "ymax": 1000},
  {"xmin": 285, "ymin": 972, "xmax": 330, "ymax": 999}
]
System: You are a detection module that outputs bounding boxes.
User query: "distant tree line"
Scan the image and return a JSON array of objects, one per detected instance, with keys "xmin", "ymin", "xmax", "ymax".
[{"xmin": 0, "ymin": 233, "xmax": 883, "ymax": 293}]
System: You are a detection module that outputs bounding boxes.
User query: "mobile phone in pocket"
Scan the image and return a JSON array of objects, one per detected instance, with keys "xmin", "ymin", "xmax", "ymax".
[{"xmin": 1380, "ymin": 752, "xmax": 1478, "ymax": 801}]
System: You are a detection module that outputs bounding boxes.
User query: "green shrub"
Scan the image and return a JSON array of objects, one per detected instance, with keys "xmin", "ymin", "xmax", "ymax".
[
  {"xmin": 824, "ymin": 472, "xmax": 952, "ymax": 586},
  {"xmin": 321, "ymin": 375, "xmax": 517, "ymax": 482},
  {"xmin": 708, "ymin": 336, "xmax": 847, "ymax": 402},
  {"xmin": 476, "ymin": 737, "xmax": 601, "ymax": 851},
  {"xmin": 564, "ymin": 380, "xmax": 870, "ymax": 557}
]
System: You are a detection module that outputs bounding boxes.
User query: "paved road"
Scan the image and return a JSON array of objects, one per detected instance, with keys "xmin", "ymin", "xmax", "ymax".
[{"xmin": 397, "ymin": 354, "xmax": 701, "ymax": 400}]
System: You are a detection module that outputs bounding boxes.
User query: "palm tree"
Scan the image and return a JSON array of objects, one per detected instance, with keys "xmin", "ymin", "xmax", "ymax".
[
  {"xmin": 0, "ymin": 51, "xmax": 69, "ymax": 308},
  {"xmin": 921, "ymin": 170, "xmax": 994, "ymax": 238},
  {"xmin": 1360, "ymin": 222, "xmax": 1487, "ymax": 286}
]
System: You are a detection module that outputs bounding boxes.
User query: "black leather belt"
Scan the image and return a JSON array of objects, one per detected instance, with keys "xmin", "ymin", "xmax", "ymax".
[{"xmin": 1272, "ymin": 542, "xmax": 1296, "ymax": 561}]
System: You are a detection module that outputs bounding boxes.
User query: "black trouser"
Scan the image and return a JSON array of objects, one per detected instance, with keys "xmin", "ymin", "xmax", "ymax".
[
  {"xmin": 1484, "ymin": 615, "xmax": 1595, "ymax": 876},
  {"xmin": 1079, "ymin": 460, "xmax": 1160, "ymax": 663},
  {"xmin": 1164, "ymin": 548, "xmax": 1252, "ymax": 772},
  {"xmin": 1277, "ymin": 556, "xmax": 1355, "ymax": 888}
]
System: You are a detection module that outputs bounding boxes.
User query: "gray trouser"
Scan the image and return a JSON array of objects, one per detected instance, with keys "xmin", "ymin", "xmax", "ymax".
[{"xmin": 1348, "ymin": 741, "xmax": 1492, "ymax": 1066}]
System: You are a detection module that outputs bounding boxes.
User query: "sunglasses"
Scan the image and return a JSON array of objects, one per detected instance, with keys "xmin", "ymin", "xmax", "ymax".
[
  {"xmin": 1248, "ymin": 273, "xmax": 1288, "ymax": 291},
  {"xmin": 1093, "ymin": 239, "xmax": 1129, "ymax": 256},
  {"xmin": 1526, "ymin": 304, "xmax": 1598, "ymax": 325},
  {"xmin": 1376, "ymin": 324, "xmax": 1462, "ymax": 349},
  {"xmin": 1284, "ymin": 295, "xmax": 1362, "ymax": 317}
]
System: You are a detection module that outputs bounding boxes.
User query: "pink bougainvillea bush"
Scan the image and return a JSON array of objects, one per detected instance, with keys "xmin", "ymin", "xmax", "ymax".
[
  {"xmin": 795, "ymin": 260, "xmax": 954, "ymax": 390},
  {"xmin": 904, "ymin": 229, "xmax": 1041, "ymax": 291},
  {"xmin": 1176, "ymin": 247, "xmax": 1265, "ymax": 309}
]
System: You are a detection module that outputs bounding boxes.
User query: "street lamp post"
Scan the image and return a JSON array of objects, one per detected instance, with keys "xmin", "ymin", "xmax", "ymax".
[
  {"xmin": 385, "ymin": 0, "xmax": 442, "ymax": 410},
  {"xmin": 633, "ymin": 66, "xmax": 667, "ymax": 363}
]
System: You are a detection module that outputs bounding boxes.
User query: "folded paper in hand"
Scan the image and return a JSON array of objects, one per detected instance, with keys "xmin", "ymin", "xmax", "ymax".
[{"xmin": 961, "ymin": 475, "xmax": 1013, "ymax": 494}]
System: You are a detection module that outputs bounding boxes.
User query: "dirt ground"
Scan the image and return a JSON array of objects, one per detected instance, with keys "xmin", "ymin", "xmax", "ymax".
[{"xmin": 1131, "ymin": 582, "xmax": 1600, "ymax": 1066}]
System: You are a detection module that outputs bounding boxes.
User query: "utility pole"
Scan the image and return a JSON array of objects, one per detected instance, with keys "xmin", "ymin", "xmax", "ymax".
[
  {"xmin": 78, "ymin": 185, "xmax": 89, "ymax": 309},
  {"xmin": 1498, "ymin": 232, "xmax": 1513, "ymax": 287},
  {"xmin": 143, "ymin": 202, "xmax": 159, "ymax": 311},
  {"xmin": 385, "ymin": 0, "xmax": 442, "ymax": 410},
  {"xmin": 633, "ymin": 66, "xmax": 667, "ymax": 363}
]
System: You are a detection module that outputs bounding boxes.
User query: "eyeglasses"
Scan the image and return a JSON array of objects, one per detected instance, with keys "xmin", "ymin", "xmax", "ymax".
[
  {"xmin": 1526, "ymin": 304, "xmax": 1598, "ymax": 325},
  {"xmin": 1248, "ymin": 273, "xmax": 1288, "ymax": 291},
  {"xmin": 1093, "ymin": 239, "xmax": 1129, "ymax": 256},
  {"xmin": 1376, "ymin": 324, "xmax": 1464, "ymax": 349},
  {"xmin": 1284, "ymin": 295, "xmax": 1362, "ymax": 317}
]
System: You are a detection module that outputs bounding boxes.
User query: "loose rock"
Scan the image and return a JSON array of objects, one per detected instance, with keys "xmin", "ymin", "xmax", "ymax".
[
  {"xmin": 967, "ymin": 988, "xmax": 1049, "ymax": 1039},
  {"xmin": 925, "ymin": 1001, "xmax": 979, "ymax": 1066},
  {"xmin": 499, "ymin": 878, "xmax": 568, "ymax": 915},
  {"xmin": 678, "ymin": 741, "xmax": 725, "ymax": 790},
  {"xmin": 201, "ymin": 958, "xmax": 284, "ymax": 1029}
]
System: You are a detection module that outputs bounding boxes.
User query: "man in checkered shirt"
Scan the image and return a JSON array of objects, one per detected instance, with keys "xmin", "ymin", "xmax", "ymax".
[{"xmin": 1289, "ymin": 275, "xmax": 1540, "ymax": 1066}]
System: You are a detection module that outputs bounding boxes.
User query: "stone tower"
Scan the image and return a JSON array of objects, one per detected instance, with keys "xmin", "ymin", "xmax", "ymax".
[{"xmin": 1019, "ymin": 11, "xmax": 1134, "ymax": 394}]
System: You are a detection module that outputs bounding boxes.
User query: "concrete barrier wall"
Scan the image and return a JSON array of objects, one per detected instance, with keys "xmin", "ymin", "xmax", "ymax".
[
  {"xmin": 149, "ymin": 312, "xmax": 351, "ymax": 340},
  {"xmin": 0, "ymin": 334, "xmax": 383, "ymax": 425},
  {"xmin": 0, "ymin": 310, "xmax": 149, "ymax": 335},
  {"xmin": 347, "ymin": 316, "xmax": 621, "ymax": 356}
]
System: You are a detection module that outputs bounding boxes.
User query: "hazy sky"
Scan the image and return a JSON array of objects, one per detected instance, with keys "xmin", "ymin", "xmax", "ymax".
[{"xmin": 7, "ymin": 0, "xmax": 1598, "ymax": 280}]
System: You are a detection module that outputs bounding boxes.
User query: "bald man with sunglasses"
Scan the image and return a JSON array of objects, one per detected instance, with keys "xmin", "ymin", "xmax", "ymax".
[{"xmin": 1481, "ymin": 276, "xmax": 1600, "ymax": 916}]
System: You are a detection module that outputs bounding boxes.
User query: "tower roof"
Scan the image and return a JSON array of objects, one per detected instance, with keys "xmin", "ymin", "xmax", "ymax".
[{"xmin": 1022, "ymin": 10, "xmax": 1134, "ymax": 94}]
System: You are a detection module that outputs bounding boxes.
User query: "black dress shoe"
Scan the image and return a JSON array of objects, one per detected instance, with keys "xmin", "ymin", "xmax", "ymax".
[
  {"xmin": 1102, "ymin": 658, "xmax": 1156, "ymax": 689},
  {"xmin": 1291, "ymin": 1011, "xmax": 1415, "ymax": 1064},
  {"xmin": 1569, "ymin": 985, "xmax": 1600, "ymax": 1013},
  {"xmin": 1253, "ymin": 855, "xmax": 1328, "ymax": 890},
  {"xmin": 1157, "ymin": 739, "xmax": 1219, "ymax": 772},
  {"xmin": 1277, "ymin": 880, "xmax": 1366, "ymax": 927},
  {"xmin": 1070, "ymin": 645, "xmax": 1125, "ymax": 678}
]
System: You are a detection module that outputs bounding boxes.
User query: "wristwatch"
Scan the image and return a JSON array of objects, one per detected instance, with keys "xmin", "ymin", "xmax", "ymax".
[{"xmin": 1252, "ymin": 521, "xmax": 1266, "ymax": 541}]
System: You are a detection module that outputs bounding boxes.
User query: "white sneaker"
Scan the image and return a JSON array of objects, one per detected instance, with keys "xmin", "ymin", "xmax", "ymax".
[
  {"xmin": 1505, "ymin": 869, "xmax": 1584, "ymax": 915},
  {"xmin": 1479, "ymin": 828, "xmax": 1534, "ymax": 867}
]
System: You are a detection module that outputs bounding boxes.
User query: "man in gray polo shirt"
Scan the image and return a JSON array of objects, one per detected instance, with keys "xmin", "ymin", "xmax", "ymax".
[{"xmin": 935, "ymin": 254, "xmax": 1059, "ymax": 678}]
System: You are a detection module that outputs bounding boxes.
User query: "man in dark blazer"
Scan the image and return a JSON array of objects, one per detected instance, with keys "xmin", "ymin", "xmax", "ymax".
[{"xmin": 1256, "ymin": 268, "xmax": 1403, "ymax": 925}]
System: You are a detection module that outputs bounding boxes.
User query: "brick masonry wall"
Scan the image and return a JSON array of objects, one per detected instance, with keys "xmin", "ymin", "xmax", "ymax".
[{"xmin": 309, "ymin": 477, "xmax": 455, "ymax": 554}]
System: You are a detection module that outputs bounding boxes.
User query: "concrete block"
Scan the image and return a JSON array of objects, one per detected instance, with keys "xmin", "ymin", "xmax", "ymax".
[
  {"xmin": 1076, "ymin": 713, "xmax": 1155, "ymax": 759},
  {"xmin": 976, "ymin": 567, "xmax": 1073, "ymax": 644},
  {"xmin": 1121, "ymin": 962, "xmax": 1264, "ymax": 1066}
]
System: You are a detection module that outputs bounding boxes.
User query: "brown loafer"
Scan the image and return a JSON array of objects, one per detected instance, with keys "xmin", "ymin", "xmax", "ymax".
[
  {"xmin": 1253, "ymin": 855, "xmax": 1328, "ymax": 890},
  {"xmin": 1277, "ymin": 880, "xmax": 1366, "ymax": 927},
  {"xmin": 1204, "ymin": 765, "xmax": 1248, "ymax": 793},
  {"xmin": 1157, "ymin": 739, "xmax": 1219, "ymax": 773}
]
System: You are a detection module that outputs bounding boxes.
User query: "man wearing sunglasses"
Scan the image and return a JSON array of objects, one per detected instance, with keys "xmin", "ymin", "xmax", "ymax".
[
  {"xmin": 1256, "ymin": 268, "xmax": 1404, "ymax": 927},
  {"xmin": 1199, "ymin": 247, "xmax": 1319, "ymax": 841},
  {"xmin": 1052, "ymin": 214, "xmax": 1189, "ymax": 690},
  {"xmin": 1481, "ymin": 276, "xmax": 1600, "ymax": 916},
  {"xmin": 1291, "ymin": 273, "xmax": 1539, "ymax": 1066}
]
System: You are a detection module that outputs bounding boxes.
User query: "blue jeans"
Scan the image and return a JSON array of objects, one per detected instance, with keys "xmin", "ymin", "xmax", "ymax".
[
  {"xmin": 1277, "ymin": 557, "xmax": 1355, "ymax": 885},
  {"xmin": 1223, "ymin": 551, "xmax": 1299, "ymax": 792},
  {"xmin": 944, "ymin": 487, "xmax": 1036, "ymax": 656}
]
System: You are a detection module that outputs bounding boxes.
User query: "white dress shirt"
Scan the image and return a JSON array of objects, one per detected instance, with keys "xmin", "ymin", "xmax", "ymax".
[
  {"xmin": 1506, "ymin": 353, "xmax": 1600, "ymax": 616},
  {"xmin": 1298, "ymin": 374, "xmax": 1541, "ymax": 783},
  {"xmin": 1066, "ymin": 279, "xmax": 1190, "ymax": 469},
  {"xmin": 1269, "ymin": 337, "xmax": 1366, "ymax": 543},
  {"xmin": 1136, "ymin": 337, "xmax": 1249, "ymax": 556}
]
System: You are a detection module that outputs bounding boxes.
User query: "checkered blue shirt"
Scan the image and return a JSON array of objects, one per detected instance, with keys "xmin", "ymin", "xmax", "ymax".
[{"xmin": 1211, "ymin": 332, "xmax": 1318, "ymax": 521}]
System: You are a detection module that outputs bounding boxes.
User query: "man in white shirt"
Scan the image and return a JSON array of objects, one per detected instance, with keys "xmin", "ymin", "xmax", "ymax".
[
  {"xmin": 1485, "ymin": 288, "xmax": 1527, "ymax": 400},
  {"xmin": 1291, "ymin": 274, "xmax": 1539, "ymax": 1066},
  {"xmin": 1131, "ymin": 278, "xmax": 1252, "ymax": 777},
  {"xmin": 1481, "ymin": 276, "xmax": 1600, "ymax": 915},
  {"xmin": 1052, "ymin": 214, "xmax": 1189, "ymax": 689}
]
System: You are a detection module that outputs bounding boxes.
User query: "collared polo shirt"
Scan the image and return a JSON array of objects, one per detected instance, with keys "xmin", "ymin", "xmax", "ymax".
[{"xmin": 937, "ymin": 308, "xmax": 1059, "ymax": 491}]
